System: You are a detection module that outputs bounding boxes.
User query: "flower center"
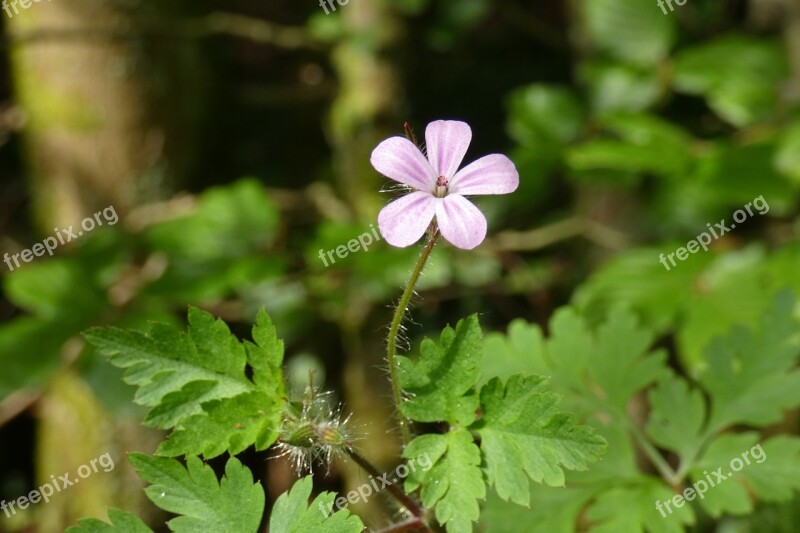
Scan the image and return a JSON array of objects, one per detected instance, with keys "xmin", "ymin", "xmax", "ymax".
[{"xmin": 435, "ymin": 176, "xmax": 448, "ymax": 198}]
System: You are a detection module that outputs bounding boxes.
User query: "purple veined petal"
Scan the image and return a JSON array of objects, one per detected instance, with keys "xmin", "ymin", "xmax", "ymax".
[
  {"xmin": 378, "ymin": 191, "xmax": 437, "ymax": 247},
  {"xmin": 425, "ymin": 120, "xmax": 472, "ymax": 180},
  {"xmin": 435, "ymin": 194, "xmax": 487, "ymax": 250},
  {"xmin": 449, "ymin": 154, "xmax": 520, "ymax": 196},
  {"xmin": 371, "ymin": 136, "xmax": 437, "ymax": 191}
]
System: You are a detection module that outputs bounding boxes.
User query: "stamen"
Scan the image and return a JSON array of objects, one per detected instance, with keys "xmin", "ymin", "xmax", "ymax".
[{"xmin": 435, "ymin": 176, "xmax": 448, "ymax": 198}]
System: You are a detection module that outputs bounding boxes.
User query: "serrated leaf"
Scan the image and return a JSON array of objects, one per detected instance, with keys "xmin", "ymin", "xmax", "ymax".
[
  {"xmin": 398, "ymin": 315, "xmax": 482, "ymax": 426},
  {"xmin": 269, "ymin": 476, "xmax": 364, "ymax": 533},
  {"xmin": 586, "ymin": 307, "xmax": 666, "ymax": 412},
  {"xmin": 473, "ymin": 375, "xmax": 606, "ymax": 505},
  {"xmin": 479, "ymin": 305, "xmax": 665, "ymax": 417},
  {"xmin": 404, "ymin": 429, "xmax": 485, "ymax": 533},
  {"xmin": 480, "ymin": 319, "xmax": 547, "ymax": 386},
  {"xmin": 646, "ymin": 371, "xmax": 706, "ymax": 461},
  {"xmin": 85, "ymin": 308, "xmax": 284, "ymax": 457},
  {"xmin": 129, "ymin": 454, "xmax": 264, "ymax": 533},
  {"xmin": 66, "ymin": 508, "xmax": 153, "ymax": 533},
  {"xmin": 699, "ymin": 292, "xmax": 800, "ymax": 432},
  {"xmin": 157, "ymin": 391, "xmax": 280, "ymax": 457}
]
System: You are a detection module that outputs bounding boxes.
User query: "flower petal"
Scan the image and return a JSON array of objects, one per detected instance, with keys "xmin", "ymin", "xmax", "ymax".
[
  {"xmin": 378, "ymin": 191, "xmax": 437, "ymax": 247},
  {"xmin": 449, "ymin": 154, "xmax": 519, "ymax": 195},
  {"xmin": 371, "ymin": 136, "xmax": 437, "ymax": 190},
  {"xmin": 426, "ymin": 120, "xmax": 472, "ymax": 179},
  {"xmin": 435, "ymin": 194, "xmax": 487, "ymax": 250}
]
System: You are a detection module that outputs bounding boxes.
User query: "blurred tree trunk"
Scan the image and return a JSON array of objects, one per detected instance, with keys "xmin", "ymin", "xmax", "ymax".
[
  {"xmin": 6, "ymin": 0, "xmax": 205, "ymax": 231},
  {"xmin": 5, "ymin": 0, "xmax": 205, "ymax": 528}
]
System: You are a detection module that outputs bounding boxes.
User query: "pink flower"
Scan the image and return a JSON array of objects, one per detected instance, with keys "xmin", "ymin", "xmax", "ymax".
[{"xmin": 372, "ymin": 120, "xmax": 519, "ymax": 250}]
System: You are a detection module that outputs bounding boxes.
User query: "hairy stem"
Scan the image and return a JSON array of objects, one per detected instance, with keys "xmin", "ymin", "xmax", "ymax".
[
  {"xmin": 345, "ymin": 448, "xmax": 427, "ymax": 521},
  {"xmin": 387, "ymin": 232, "xmax": 439, "ymax": 446}
]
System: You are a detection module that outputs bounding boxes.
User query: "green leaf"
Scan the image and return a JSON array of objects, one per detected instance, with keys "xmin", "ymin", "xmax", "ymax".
[
  {"xmin": 673, "ymin": 36, "xmax": 787, "ymax": 126},
  {"xmin": 66, "ymin": 508, "xmax": 153, "ymax": 533},
  {"xmin": 480, "ymin": 319, "xmax": 547, "ymax": 386},
  {"xmin": 573, "ymin": 247, "xmax": 711, "ymax": 335},
  {"xmin": 775, "ymin": 119, "xmax": 800, "ymax": 184},
  {"xmin": 473, "ymin": 375, "xmax": 606, "ymax": 505},
  {"xmin": 129, "ymin": 454, "xmax": 264, "ymax": 533},
  {"xmin": 699, "ymin": 292, "xmax": 800, "ymax": 432},
  {"xmin": 506, "ymin": 84, "xmax": 584, "ymax": 147},
  {"xmin": 566, "ymin": 113, "xmax": 693, "ymax": 179},
  {"xmin": 585, "ymin": 307, "xmax": 666, "ymax": 413},
  {"xmin": 0, "ymin": 317, "xmax": 76, "ymax": 400},
  {"xmin": 690, "ymin": 433, "xmax": 800, "ymax": 517},
  {"xmin": 645, "ymin": 371, "xmax": 706, "ymax": 461},
  {"xmin": 586, "ymin": 478, "xmax": 695, "ymax": 533},
  {"xmin": 157, "ymin": 391, "xmax": 280, "ymax": 457},
  {"xmin": 579, "ymin": 61, "xmax": 662, "ymax": 113},
  {"xmin": 582, "ymin": 0, "xmax": 675, "ymax": 64},
  {"xmin": 404, "ymin": 429, "xmax": 485, "ymax": 533},
  {"xmin": 269, "ymin": 476, "xmax": 364, "ymax": 533},
  {"xmin": 479, "ymin": 305, "xmax": 665, "ymax": 417},
  {"xmin": 4, "ymin": 259, "xmax": 106, "ymax": 320},
  {"xmin": 144, "ymin": 179, "xmax": 278, "ymax": 261},
  {"xmin": 739, "ymin": 436, "xmax": 800, "ymax": 502},
  {"xmin": 480, "ymin": 483, "xmax": 598, "ymax": 533},
  {"xmin": 398, "ymin": 315, "xmax": 482, "ymax": 426},
  {"xmin": 85, "ymin": 308, "xmax": 285, "ymax": 458},
  {"xmin": 689, "ymin": 432, "xmax": 760, "ymax": 517}
]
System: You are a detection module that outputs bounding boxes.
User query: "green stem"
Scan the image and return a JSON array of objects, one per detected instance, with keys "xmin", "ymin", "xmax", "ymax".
[
  {"xmin": 387, "ymin": 231, "xmax": 439, "ymax": 446},
  {"xmin": 625, "ymin": 420, "xmax": 678, "ymax": 486}
]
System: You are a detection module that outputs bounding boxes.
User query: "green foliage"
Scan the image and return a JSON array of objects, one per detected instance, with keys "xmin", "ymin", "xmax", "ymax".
[
  {"xmin": 129, "ymin": 454, "xmax": 264, "ymax": 533},
  {"xmin": 404, "ymin": 429, "xmax": 485, "ymax": 533},
  {"xmin": 672, "ymin": 36, "xmax": 787, "ymax": 126},
  {"xmin": 398, "ymin": 314, "xmax": 482, "ymax": 426},
  {"xmin": 268, "ymin": 477, "xmax": 364, "ymax": 533},
  {"xmin": 85, "ymin": 307, "xmax": 285, "ymax": 458},
  {"xmin": 582, "ymin": 0, "xmax": 675, "ymax": 64},
  {"xmin": 66, "ymin": 508, "xmax": 153, "ymax": 533},
  {"xmin": 475, "ymin": 375, "xmax": 606, "ymax": 504},
  {"xmin": 699, "ymin": 292, "xmax": 800, "ymax": 432},
  {"xmin": 399, "ymin": 316, "xmax": 607, "ymax": 532},
  {"xmin": 478, "ymin": 294, "xmax": 800, "ymax": 532}
]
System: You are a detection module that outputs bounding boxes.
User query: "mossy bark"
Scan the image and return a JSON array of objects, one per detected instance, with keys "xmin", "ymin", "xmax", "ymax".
[
  {"xmin": 5, "ymin": 0, "xmax": 206, "ymax": 232},
  {"xmin": 4, "ymin": 1, "xmax": 205, "ymax": 527}
]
